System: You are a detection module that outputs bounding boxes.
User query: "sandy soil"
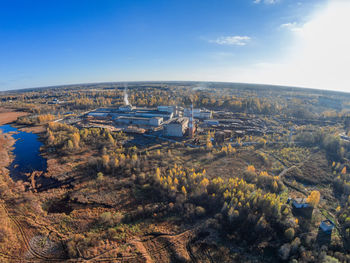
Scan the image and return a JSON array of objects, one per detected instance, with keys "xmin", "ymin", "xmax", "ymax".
[{"xmin": 0, "ymin": 107, "xmax": 28, "ymax": 125}]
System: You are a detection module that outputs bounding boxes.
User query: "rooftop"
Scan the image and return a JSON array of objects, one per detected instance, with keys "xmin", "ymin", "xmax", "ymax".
[
  {"xmin": 168, "ymin": 117, "xmax": 189, "ymax": 125},
  {"xmin": 293, "ymin": 198, "xmax": 308, "ymax": 204},
  {"xmin": 321, "ymin": 219, "xmax": 335, "ymax": 227},
  {"xmin": 115, "ymin": 116, "xmax": 150, "ymax": 121}
]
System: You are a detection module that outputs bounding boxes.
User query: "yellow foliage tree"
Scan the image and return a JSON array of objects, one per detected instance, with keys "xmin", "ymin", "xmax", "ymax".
[
  {"xmin": 156, "ymin": 168, "xmax": 161, "ymax": 177},
  {"xmin": 132, "ymin": 154, "xmax": 138, "ymax": 162},
  {"xmin": 272, "ymin": 180, "xmax": 278, "ymax": 192},
  {"xmin": 181, "ymin": 186, "xmax": 187, "ymax": 196},
  {"xmin": 47, "ymin": 130, "xmax": 55, "ymax": 145},
  {"xmin": 37, "ymin": 114, "xmax": 55, "ymax": 123},
  {"xmin": 107, "ymin": 133, "xmax": 115, "ymax": 145},
  {"xmin": 67, "ymin": 140, "xmax": 74, "ymax": 151},
  {"xmin": 200, "ymin": 178, "xmax": 210, "ymax": 189},
  {"xmin": 102, "ymin": 154, "xmax": 110, "ymax": 167},
  {"xmin": 72, "ymin": 132, "xmax": 80, "ymax": 148},
  {"xmin": 113, "ymin": 157, "xmax": 119, "ymax": 168},
  {"xmin": 206, "ymin": 140, "xmax": 213, "ymax": 150},
  {"xmin": 342, "ymin": 166, "xmax": 347, "ymax": 174},
  {"xmin": 247, "ymin": 165, "xmax": 256, "ymax": 173},
  {"xmin": 306, "ymin": 190, "xmax": 320, "ymax": 207}
]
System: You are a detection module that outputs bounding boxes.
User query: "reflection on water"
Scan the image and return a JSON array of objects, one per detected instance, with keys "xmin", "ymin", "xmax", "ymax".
[{"xmin": 0, "ymin": 124, "xmax": 47, "ymax": 181}]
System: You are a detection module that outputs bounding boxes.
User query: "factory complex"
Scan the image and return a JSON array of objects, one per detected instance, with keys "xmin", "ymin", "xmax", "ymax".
[{"xmin": 85, "ymin": 103, "xmax": 208, "ymax": 138}]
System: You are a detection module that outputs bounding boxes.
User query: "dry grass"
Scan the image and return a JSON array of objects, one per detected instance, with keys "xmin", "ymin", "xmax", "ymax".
[{"xmin": 0, "ymin": 107, "xmax": 28, "ymax": 125}]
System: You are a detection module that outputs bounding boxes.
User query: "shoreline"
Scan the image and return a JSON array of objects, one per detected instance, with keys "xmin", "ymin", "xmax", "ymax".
[{"xmin": 0, "ymin": 132, "xmax": 16, "ymax": 180}]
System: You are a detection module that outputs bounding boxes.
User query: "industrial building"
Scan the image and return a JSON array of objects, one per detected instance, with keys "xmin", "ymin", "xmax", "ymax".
[
  {"xmin": 157, "ymin": 105, "xmax": 182, "ymax": 116},
  {"xmin": 86, "ymin": 102, "xmax": 200, "ymax": 137},
  {"xmin": 89, "ymin": 106, "xmax": 173, "ymax": 120},
  {"xmin": 114, "ymin": 116, "xmax": 163, "ymax": 127},
  {"xmin": 184, "ymin": 108, "xmax": 212, "ymax": 119},
  {"xmin": 87, "ymin": 105, "xmax": 174, "ymax": 128},
  {"xmin": 164, "ymin": 117, "xmax": 189, "ymax": 137}
]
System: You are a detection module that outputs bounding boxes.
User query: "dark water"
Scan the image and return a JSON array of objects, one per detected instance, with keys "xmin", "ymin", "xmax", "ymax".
[{"xmin": 0, "ymin": 124, "xmax": 48, "ymax": 183}]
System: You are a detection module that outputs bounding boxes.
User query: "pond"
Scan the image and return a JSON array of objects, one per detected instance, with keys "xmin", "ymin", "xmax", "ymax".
[{"xmin": 0, "ymin": 124, "xmax": 56, "ymax": 189}]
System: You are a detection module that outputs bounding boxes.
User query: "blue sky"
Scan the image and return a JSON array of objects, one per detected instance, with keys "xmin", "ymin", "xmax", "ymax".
[{"xmin": 2, "ymin": 0, "xmax": 349, "ymax": 92}]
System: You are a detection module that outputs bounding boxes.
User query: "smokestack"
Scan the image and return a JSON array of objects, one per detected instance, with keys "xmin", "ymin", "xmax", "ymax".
[{"xmin": 124, "ymin": 86, "xmax": 129, "ymax": 106}]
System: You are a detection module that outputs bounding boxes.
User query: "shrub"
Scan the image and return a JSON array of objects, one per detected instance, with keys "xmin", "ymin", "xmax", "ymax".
[
  {"xmin": 284, "ymin": 227, "xmax": 295, "ymax": 241},
  {"xmin": 195, "ymin": 206, "xmax": 206, "ymax": 217}
]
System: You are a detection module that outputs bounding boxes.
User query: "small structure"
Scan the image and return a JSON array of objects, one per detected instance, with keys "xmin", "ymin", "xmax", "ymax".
[
  {"xmin": 164, "ymin": 117, "xmax": 189, "ymax": 137},
  {"xmin": 292, "ymin": 198, "xmax": 310, "ymax": 209},
  {"xmin": 291, "ymin": 197, "xmax": 314, "ymax": 219},
  {"xmin": 48, "ymin": 98, "xmax": 63, "ymax": 105},
  {"xmin": 320, "ymin": 219, "xmax": 335, "ymax": 233}
]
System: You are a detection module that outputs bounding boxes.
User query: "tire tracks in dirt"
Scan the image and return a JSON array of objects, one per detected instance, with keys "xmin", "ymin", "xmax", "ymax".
[{"xmin": 0, "ymin": 203, "xmax": 67, "ymax": 262}]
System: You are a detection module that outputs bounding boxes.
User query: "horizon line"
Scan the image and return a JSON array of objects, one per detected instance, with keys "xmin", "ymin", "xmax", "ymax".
[{"xmin": 1, "ymin": 80, "xmax": 349, "ymax": 96}]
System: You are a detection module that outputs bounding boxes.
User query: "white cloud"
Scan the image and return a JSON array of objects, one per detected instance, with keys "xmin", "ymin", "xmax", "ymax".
[
  {"xmin": 210, "ymin": 36, "xmax": 251, "ymax": 46},
  {"xmin": 280, "ymin": 22, "xmax": 302, "ymax": 32},
  {"xmin": 254, "ymin": 0, "xmax": 279, "ymax": 5}
]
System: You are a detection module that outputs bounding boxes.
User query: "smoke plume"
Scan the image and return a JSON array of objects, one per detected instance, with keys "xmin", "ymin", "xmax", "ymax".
[{"xmin": 124, "ymin": 86, "xmax": 129, "ymax": 105}]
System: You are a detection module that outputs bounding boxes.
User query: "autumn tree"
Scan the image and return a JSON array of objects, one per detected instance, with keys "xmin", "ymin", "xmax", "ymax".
[
  {"xmin": 342, "ymin": 166, "xmax": 347, "ymax": 175},
  {"xmin": 306, "ymin": 190, "xmax": 320, "ymax": 207},
  {"xmin": 102, "ymin": 154, "xmax": 110, "ymax": 168},
  {"xmin": 107, "ymin": 133, "xmax": 115, "ymax": 145},
  {"xmin": 47, "ymin": 130, "xmax": 55, "ymax": 145},
  {"xmin": 97, "ymin": 172, "xmax": 104, "ymax": 182},
  {"xmin": 181, "ymin": 186, "xmax": 187, "ymax": 196},
  {"xmin": 247, "ymin": 165, "xmax": 256, "ymax": 173},
  {"xmin": 206, "ymin": 131, "xmax": 214, "ymax": 150},
  {"xmin": 67, "ymin": 140, "xmax": 74, "ymax": 151},
  {"xmin": 72, "ymin": 132, "xmax": 80, "ymax": 148}
]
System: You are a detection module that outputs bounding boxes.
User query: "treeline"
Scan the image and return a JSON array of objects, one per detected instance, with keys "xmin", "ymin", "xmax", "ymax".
[
  {"xmin": 17, "ymin": 114, "xmax": 55, "ymax": 125},
  {"xmin": 3, "ymin": 84, "xmax": 350, "ymax": 119},
  {"xmin": 296, "ymin": 130, "xmax": 349, "ymax": 161},
  {"xmin": 45, "ymin": 122, "xmax": 126, "ymax": 155}
]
